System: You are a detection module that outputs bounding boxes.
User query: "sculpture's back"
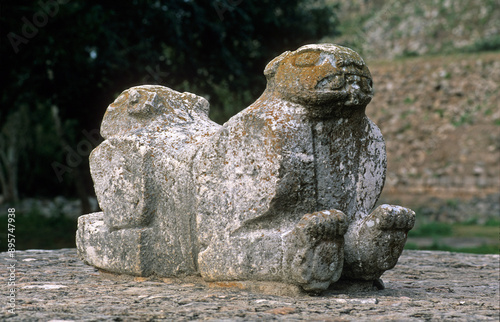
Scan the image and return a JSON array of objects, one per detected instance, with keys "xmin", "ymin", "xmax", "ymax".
[{"xmin": 78, "ymin": 85, "xmax": 220, "ymax": 276}]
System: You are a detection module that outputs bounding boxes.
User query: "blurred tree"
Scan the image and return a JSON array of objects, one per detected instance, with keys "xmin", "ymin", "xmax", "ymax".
[{"xmin": 0, "ymin": 0, "xmax": 338, "ymax": 206}]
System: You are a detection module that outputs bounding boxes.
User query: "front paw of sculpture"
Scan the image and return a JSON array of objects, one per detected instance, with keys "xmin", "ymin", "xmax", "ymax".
[
  {"xmin": 343, "ymin": 205, "xmax": 415, "ymax": 280},
  {"xmin": 283, "ymin": 210, "xmax": 348, "ymax": 292}
]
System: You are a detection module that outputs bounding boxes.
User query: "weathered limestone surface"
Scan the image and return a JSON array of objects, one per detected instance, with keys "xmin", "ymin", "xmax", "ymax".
[
  {"xmin": 3, "ymin": 249, "xmax": 499, "ymax": 321},
  {"xmin": 77, "ymin": 44, "xmax": 416, "ymax": 291},
  {"xmin": 79, "ymin": 86, "xmax": 219, "ymax": 277}
]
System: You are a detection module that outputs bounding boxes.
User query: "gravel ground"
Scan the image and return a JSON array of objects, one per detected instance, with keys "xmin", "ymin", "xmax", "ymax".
[{"xmin": 1, "ymin": 248, "xmax": 499, "ymax": 321}]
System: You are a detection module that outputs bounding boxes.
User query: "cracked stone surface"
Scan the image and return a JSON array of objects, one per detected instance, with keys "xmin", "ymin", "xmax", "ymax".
[{"xmin": 2, "ymin": 249, "xmax": 499, "ymax": 321}]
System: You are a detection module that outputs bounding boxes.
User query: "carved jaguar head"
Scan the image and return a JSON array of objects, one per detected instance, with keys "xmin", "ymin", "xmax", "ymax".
[{"xmin": 265, "ymin": 44, "xmax": 373, "ymax": 112}]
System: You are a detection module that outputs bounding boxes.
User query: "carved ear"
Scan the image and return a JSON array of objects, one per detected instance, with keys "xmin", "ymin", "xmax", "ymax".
[{"xmin": 264, "ymin": 51, "xmax": 291, "ymax": 78}]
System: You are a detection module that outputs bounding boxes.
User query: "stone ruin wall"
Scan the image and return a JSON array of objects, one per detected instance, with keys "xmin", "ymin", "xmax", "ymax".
[{"xmin": 366, "ymin": 53, "xmax": 499, "ymax": 203}]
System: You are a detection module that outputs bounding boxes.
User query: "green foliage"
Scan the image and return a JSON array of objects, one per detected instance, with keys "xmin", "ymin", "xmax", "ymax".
[
  {"xmin": 399, "ymin": 50, "xmax": 419, "ymax": 58},
  {"xmin": 408, "ymin": 222, "xmax": 452, "ymax": 238},
  {"xmin": 395, "ymin": 122, "xmax": 412, "ymax": 134},
  {"xmin": 451, "ymin": 110, "xmax": 475, "ymax": 127},
  {"xmin": 0, "ymin": 209, "xmax": 77, "ymax": 251},
  {"xmin": 445, "ymin": 198, "xmax": 459, "ymax": 209},
  {"xmin": 406, "ymin": 217, "xmax": 499, "ymax": 254},
  {"xmin": 484, "ymin": 108, "xmax": 493, "ymax": 116},
  {"xmin": 405, "ymin": 241, "xmax": 498, "ymax": 254},
  {"xmin": 0, "ymin": 0, "xmax": 339, "ymax": 200},
  {"xmin": 434, "ymin": 108, "xmax": 445, "ymax": 118},
  {"xmin": 461, "ymin": 217, "xmax": 479, "ymax": 226},
  {"xmin": 403, "ymin": 97, "xmax": 415, "ymax": 105},
  {"xmin": 204, "ymin": 81, "xmax": 254, "ymax": 124},
  {"xmin": 466, "ymin": 34, "xmax": 500, "ymax": 53},
  {"xmin": 484, "ymin": 218, "xmax": 500, "ymax": 227}
]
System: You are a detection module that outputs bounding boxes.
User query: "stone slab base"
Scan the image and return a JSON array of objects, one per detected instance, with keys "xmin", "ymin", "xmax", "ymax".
[{"xmin": 3, "ymin": 249, "xmax": 499, "ymax": 321}]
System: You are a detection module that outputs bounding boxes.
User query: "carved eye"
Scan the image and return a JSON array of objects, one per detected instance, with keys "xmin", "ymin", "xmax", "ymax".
[
  {"xmin": 294, "ymin": 51, "xmax": 320, "ymax": 67},
  {"xmin": 315, "ymin": 74, "xmax": 345, "ymax": 90},
  {"xmin": 330, "ymin": 74, "xmax": 345, "ymax": 89}
]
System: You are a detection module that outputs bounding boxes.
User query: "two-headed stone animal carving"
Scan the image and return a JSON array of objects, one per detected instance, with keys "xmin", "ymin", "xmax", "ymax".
[{"xmin": 77, "ymin": 44, "xmax": 415, "ymax": 292}]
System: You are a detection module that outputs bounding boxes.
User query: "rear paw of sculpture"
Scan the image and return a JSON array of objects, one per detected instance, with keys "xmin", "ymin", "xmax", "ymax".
[
  {"xmin": 283, "ymin": 210, "xmax": 348, "ymax": 292},
  {"xmin": 343, "ymin": 205, "xmax": 415, "ymax": 280}
]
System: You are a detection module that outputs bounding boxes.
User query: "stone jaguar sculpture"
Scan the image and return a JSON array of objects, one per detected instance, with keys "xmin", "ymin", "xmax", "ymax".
[{"xmin": 77, "ymin": 44, "xmax": 415, "ymax": 292}]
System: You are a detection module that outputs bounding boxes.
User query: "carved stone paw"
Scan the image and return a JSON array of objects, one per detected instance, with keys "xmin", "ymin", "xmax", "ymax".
[
  {"xmin": 343, "ymin": 205, "xmax": 415, "ymax": 280},
  {"xmin": 283, "ymin": 210, "xmax": 348, "ymax": 291}
]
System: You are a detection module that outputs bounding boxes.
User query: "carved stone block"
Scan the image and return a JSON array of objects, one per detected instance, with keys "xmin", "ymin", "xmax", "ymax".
[{"xmin": 77, "ymin": 44, "xmax": 415, "ymax": 291}]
